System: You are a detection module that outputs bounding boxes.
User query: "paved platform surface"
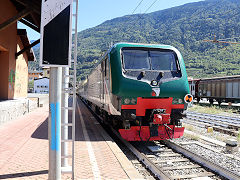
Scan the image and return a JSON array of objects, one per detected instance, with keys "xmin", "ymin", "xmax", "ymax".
[{"xmin": 0, "ymin": 98, "xmax": 143, "ymax": 179}]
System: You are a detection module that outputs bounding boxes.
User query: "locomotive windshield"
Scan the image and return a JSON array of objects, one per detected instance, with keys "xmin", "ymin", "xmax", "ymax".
[
  {"xmin": 122, "ymin": 48, "xmax": 179, "ymax": 71},
  {"xmin": 122, "ymin": 50, "xmax": 150, "ymax": 70},
  {"xmin": 150, "ymin": 51, "xmax": 177, "ymax": 71}
]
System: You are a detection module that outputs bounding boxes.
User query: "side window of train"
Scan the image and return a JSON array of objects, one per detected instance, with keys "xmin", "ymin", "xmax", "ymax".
[
  {"xmin": 101, "ymin": 60, "xmax": 105, "ymax": 75},
  {"xmin": 105, "ymin": 57, "xmax": 107, "ymax": 77},
  {"xmin": 105, "ymin": 56, "xmax": 110, "ymax": 80}
]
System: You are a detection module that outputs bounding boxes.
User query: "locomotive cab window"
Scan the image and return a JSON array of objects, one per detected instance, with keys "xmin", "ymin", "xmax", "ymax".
[
  {"xmin": 122, "ymin": 48, "xmax": 180, "ymax": 72},
  {"xmin": 150, "ymin": 51, "xmax": 177, "ymax": 71},
  {"xmin": 122, "ymin": 50, "xmax": 150, "ymax": 70}
]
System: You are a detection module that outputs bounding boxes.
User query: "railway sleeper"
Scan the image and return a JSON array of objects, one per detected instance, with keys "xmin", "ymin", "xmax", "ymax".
[
  {"xmin": 169, "ymin": 171, "xmax": 214, "ymax": 180},
  {"xmin": 155, "ymin": 158, "xmax": 189, "ymax": 164},
  {"xmin": 205, "ymin": 125, "xmax": 239, "ymax": 136},
  {"xmin": 161, "ymin": 164, "xmax": 200, "ymax": 170}
]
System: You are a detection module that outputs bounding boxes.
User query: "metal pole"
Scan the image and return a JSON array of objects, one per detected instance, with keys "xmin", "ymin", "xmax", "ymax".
[
  {"xmin": 49, "ymin": 67, "xmax": 62, "ymax": 180},
  {"xmin": 72, "ymin": 0, "xmax": 79, "ymax": 178},
  {"xmin": 61, "ymin": 67, "xmax": 69, "ymax": 167}
]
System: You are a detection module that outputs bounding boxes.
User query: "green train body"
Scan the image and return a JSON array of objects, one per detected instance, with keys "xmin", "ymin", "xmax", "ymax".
[{"xmin": 79, "ymin": 42, "xmax": 191, "ymax": 141}]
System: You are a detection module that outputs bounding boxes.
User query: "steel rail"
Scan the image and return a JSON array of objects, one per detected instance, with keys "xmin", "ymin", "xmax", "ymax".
[
  {"xmin": 81, "ymin": 98, "xmax": 239, "ymax": 179},
  {"xmin": 187, "ymin": 113, "xmax": 240, "ymax": 128},
  {"xmin": 163, "ymin": 140, "xmax": 240, "ymax": 180},
  {"xmin": 187, "ymin": 112, "xmax": 240, "ymax": 122},
  {"xmin": 80, "ymin": 98, "xmax": 170, "ymax": 180},
  {"xmin": 111, "ymin": 128, "xmax": 171, "ymax": 180}
]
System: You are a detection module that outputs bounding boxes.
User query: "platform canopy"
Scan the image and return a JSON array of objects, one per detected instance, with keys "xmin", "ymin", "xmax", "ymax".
[
  {"xmin": 2, "ymin": 0, "xmax": 42, "ymax": 33},
  {"xmin": 0, "ymin": 0, "xmax": 42, "ymax": 59}
]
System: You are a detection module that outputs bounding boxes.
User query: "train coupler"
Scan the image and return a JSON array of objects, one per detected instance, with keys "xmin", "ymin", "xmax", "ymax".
[
  {"xmin": 150, "ymin": 124, "xmax": 159, "ymax": 137},
  {"xmin": 123, "ymin": 119, "xmax": 130, "ymax": 130},
  {"xmin": 152, "ymin": 114, "xmax": 170, "ymax": 125},
  {"xmin": 119, "ymin": 125, "xmax": 184, "ymax": 141}
]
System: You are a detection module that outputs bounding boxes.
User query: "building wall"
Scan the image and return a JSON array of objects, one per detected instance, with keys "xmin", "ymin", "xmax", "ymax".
[
  {"xmin": 0, "ymin": 0, "xmax": 17, "ymax": 99},
  {"xmin": 14, "ymin": 37, "xmax": 28, "ymax": 98},
  {"xmin": 0, "ymin": 0, "xmax": 29, "ymax": 99},
  {"xmin": 34, "ymin": 78, "xmax": 49, "ymax": 94},
  {"xmin": 0, "ymin": 51, "xmax": 9, "ymax": 99}
]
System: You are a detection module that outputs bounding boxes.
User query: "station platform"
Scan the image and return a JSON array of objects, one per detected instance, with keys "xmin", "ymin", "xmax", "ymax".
[{"xmin": 0, "ymin": 98, "xmax": 143, "ymax": 179}]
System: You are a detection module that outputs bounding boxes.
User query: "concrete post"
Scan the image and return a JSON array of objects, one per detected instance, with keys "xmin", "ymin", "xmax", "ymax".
[
  {"xmin": 49, "ymin": 67, "xmax": 62, "ymax": 180},
  {"xmin": 61, "ymin": 67, "xmax": 69, "ymax": 167}
]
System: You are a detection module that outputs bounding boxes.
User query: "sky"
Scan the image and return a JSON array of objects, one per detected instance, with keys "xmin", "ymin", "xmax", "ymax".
[{"xmin": 17, "ymin": 0, "xmax": 203, "ymax": 41}]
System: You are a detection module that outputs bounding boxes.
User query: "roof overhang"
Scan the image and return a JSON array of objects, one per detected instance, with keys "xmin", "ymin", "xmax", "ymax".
[
  {"xmin": 10, "ymin": 0, "xmax": 41, "ymax": 32},
  {"xmin": 17, "ymin": 29, "xmax": 35, "ymax": 61}
]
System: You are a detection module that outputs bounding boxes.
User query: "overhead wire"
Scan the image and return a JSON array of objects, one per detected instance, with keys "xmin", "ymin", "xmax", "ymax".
[
  {"xmin": 144, "ymin": 0, "xmax": 159, "ymax": 13},
  {"xmin": 132, "ymin": 0, "xmax": 145, "ymax": 14}
]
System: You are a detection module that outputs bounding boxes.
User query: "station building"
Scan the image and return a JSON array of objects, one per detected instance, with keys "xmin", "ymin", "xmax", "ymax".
[
  {"xmin": 0, "ymin": 0, "xmax": 41, "ymax": 100},
  {"xmin": 34, "ymin": 77, "xmax": 49, "ymax": 94}
]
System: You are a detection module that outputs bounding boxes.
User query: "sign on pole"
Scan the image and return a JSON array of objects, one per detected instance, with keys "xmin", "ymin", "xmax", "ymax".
[
  {"xmin": 40, "ymin": 0, "xmax": 72, "ymax": 67},
  {"xmin": 40, "ymin": 0, "xmax": 73, "ymax": 179}
]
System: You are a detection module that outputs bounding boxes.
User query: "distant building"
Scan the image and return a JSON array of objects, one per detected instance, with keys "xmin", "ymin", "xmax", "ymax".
[
  {"xmin": 28, "ymin": 70, "xmax": 43, "ymax": 81},
  {"xmin": 34, "ymin": 77, "xmax": 49, "ymax": 94}
]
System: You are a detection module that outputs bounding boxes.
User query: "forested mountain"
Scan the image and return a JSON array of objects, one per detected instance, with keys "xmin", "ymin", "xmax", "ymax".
[
  {"xmin": 29, "ymin": 41, "xmax": 40, "ymax": 70},
  {"xmin": 31, "ymin": 0, "xmax": 240, "ymax": 80}
]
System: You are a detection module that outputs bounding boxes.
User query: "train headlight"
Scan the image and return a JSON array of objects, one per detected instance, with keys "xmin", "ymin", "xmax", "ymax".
[
  {"xmin": 173, "ymin": 98, "xmax": 178, "ymax": 104},
  {"xmin": 124, "ymin": 98, "xmax": 130, "ymax": 104},
  {"xmin": 172, "ymin": 98, "xmax": 183, "ymax": 104},
  {"xmin": 178, "ymin": 99, "xmax": 183, "ymax": 104},
  {"xmin": 151, "ymin": 80, "xmax": 158, "ymax": 86},
  {"xmin": 131, "ymin": 98, "xmax": 137, "ymax": 104}
]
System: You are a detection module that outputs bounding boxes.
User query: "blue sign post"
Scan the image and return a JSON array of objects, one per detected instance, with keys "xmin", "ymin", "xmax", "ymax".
[
  {"xmin": 49, "ymin": 67, "xmax": 62, "ymax": 180},
  {"xmin": 40, "ymin": 0, "xmax": 73, "ymax": 179}
]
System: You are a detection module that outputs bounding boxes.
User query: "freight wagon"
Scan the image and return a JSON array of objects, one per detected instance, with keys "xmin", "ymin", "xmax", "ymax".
[{"xmin": 189, "ymin": 75, "xmax": 240, "ymax": 104}]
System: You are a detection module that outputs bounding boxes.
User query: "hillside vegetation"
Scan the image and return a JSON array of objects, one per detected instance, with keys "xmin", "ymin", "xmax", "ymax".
[{"xmin": 31, "ymin": 0, "xmax": 240, "ymax": 81}]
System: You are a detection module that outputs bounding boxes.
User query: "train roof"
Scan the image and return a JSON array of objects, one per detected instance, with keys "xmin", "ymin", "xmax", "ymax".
[
  {"xmin": 86, "ymin": 42, "xmax": 182, "ymax": 79},
  {"xmin": 189, "ymin": 75, "xmax": 240, "ymax": 82},
  {"xmin": 112, "ymin": 42, "xmax": 175, "ymax": 50}
]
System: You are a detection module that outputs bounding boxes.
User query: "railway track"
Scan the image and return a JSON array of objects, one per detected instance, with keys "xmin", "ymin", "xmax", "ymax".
[
  {"xmin": 81, "ymin": 98, "xmax": 240, "ymax": 180},
  {"xmin": 196, "ymin": 101, "xmax": 240, "ymax": 113},
  {"xmin": 120, "ymin": 138, "xmax": 216, "ymax": 179},
  {"xmin": 113, "ymin": 129, "xmax": 240, "ymax": 180},
  {"xmin": 185, "ymin": 111, "xmax": 240, "ymax": 136}
]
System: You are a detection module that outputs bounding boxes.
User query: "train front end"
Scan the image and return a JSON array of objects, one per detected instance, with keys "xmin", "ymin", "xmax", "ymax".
[{"xmin": 110, "ymin": 43, "xmax": 191, "ymax": 141}]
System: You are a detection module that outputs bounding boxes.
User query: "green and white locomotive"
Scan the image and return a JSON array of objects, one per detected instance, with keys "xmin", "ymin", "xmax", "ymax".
[{"xmin": 79, "ymin": 42, "xmax": 191, "ymax": 141}]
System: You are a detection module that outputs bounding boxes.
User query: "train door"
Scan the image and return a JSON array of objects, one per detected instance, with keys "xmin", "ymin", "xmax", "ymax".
[
  {"xmin": 101, "ymin": 56, "xmax": 110, "ymax": 107},
  {"xmin": 104, "ymin": 56, "xmax": 111, "ymax": 106},
  {"xmin": 195, "ymin": 80, "xmax": 200, "ymax": 100},
  {"xmin": 101, "ymin": 60, "xmax": 105, "ymax": 106},
  {"xmin": 233, "ymin": 80, "xmax": 239, "ymax": 98},
  {"xmin": 192, "ymin": 82, "xmax": 195, "ymax": 96},
  {"xmin": 226, "ymin": 81, "xmax": 233, "ymax": 98},
  {"xmin": 191, "ymin": 81, "xmax": 195, "ymax": 96},
  {"xmin": 239, "ymin": 80, "xmax": 240, "ymax": 98}
]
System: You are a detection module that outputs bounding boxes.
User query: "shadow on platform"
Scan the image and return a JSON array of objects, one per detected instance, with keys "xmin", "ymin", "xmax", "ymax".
[
  {"xmin": 0, "ymin": 170, "xmax": 48, "ymax": 179},
  {"xmin": 31, "ymin": 104, "xmax": 107, "ymax": 142},
  {"xmin": 31, "ymin": 118, "xmax": 48, "ymax": 139},
  {"xmin": 31, "ymin": 116, "xmax": 81, "ymax": 141}
]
